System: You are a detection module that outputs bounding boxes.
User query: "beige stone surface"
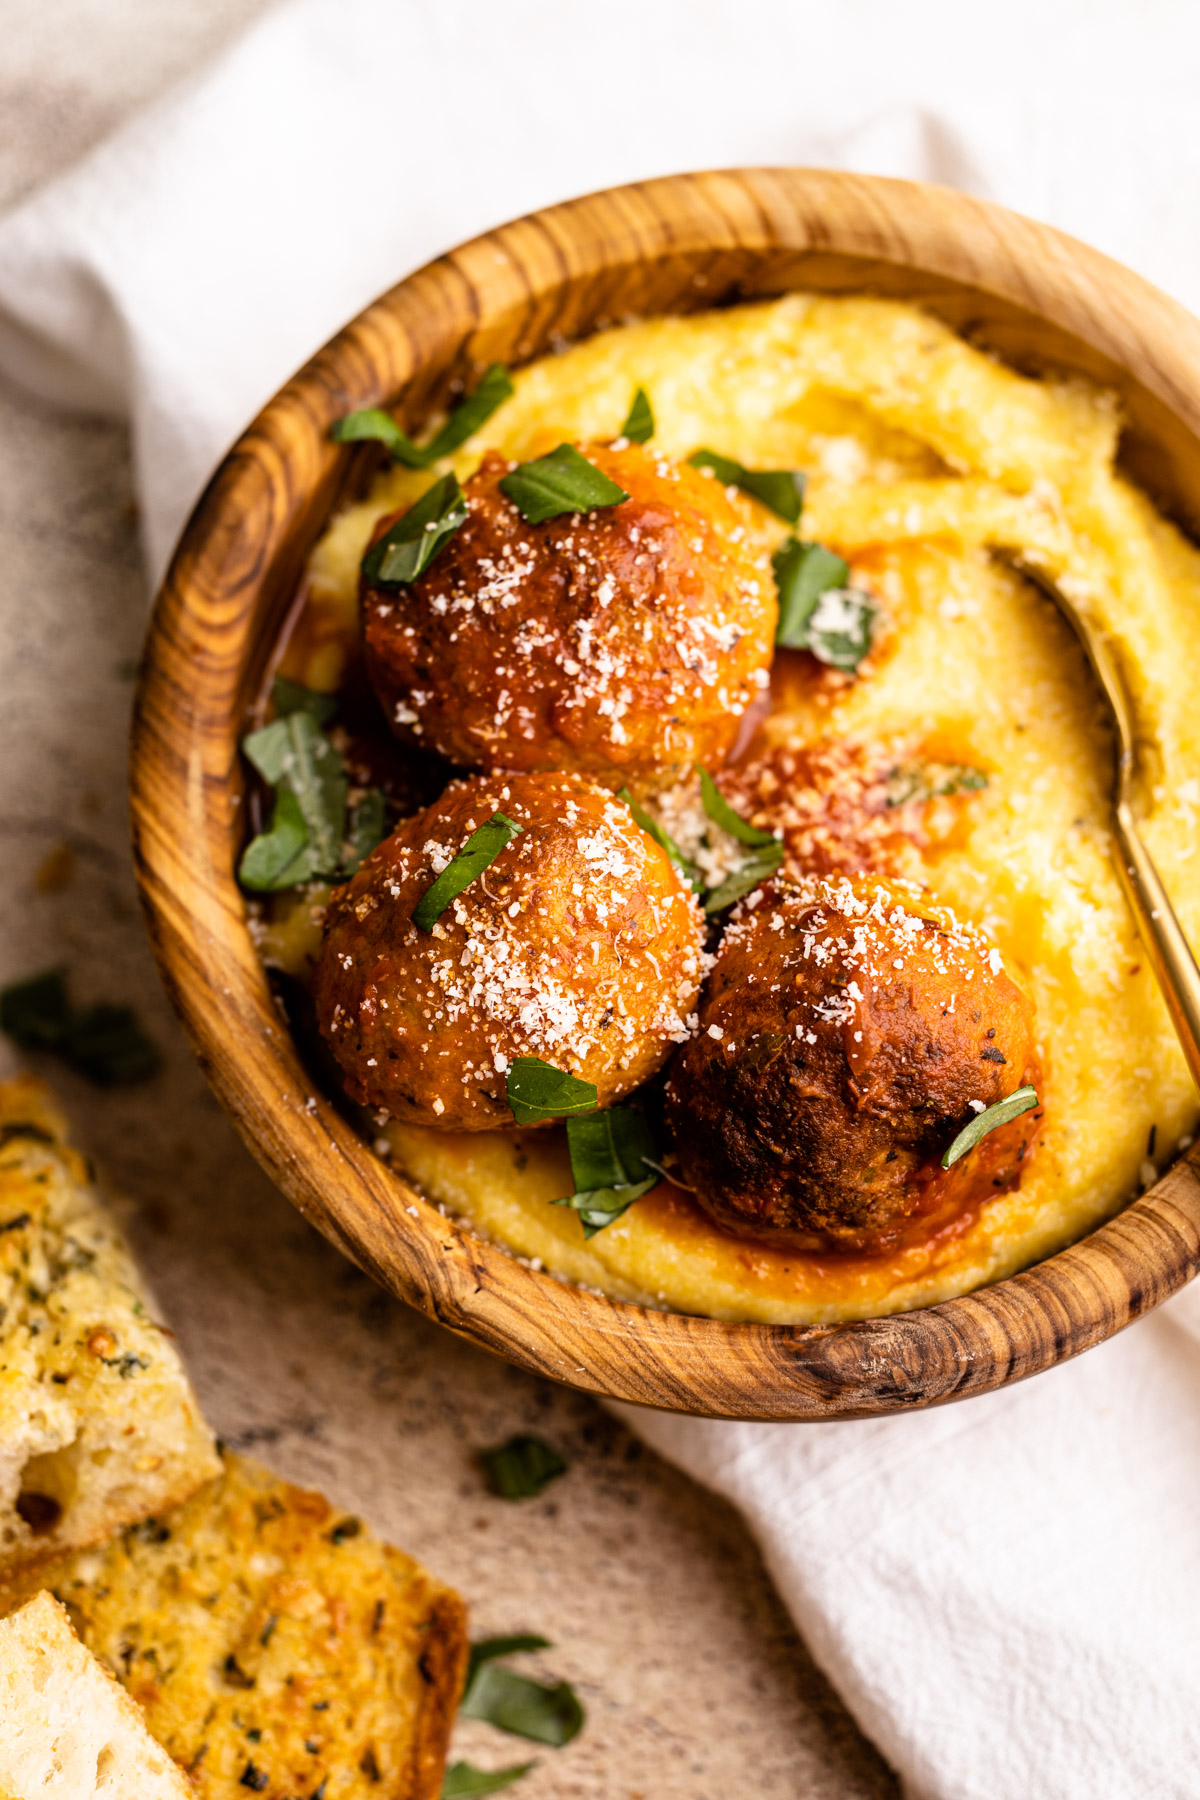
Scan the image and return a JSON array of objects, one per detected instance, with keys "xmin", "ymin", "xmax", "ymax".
[{"xmin": 0, "ymin": 5, "xmax": 898, "ymax": 1794}]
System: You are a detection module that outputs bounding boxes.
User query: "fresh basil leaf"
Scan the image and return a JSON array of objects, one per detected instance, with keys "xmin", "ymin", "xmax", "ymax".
[
  {"xmin": 885, "ymin": 762, "xmax": 989, "ymax": 808},
  {"xmin": 64, "ymin": 1004, "xmax": 161, "ymax": 1085},
  {"xmin": 461, "ymin": 1664, "xmax": 584, "ymax": 1748},
  {"xmin": 689, "ymin": 449, "xmax": 805, "ymax": 524},
  {"xmin": 703, "ymin": 841, "xmax": 784, "ymax": 915},
  {"xmin": 566, "ymin": 1107, "xmax": 654, "ymax": 1191},
  {"xmin": 505, "ymin": 1058, "xmax": 597, "ymax": 1125},
  {"xmin": 362, "ymin": 472, "xmax": 469, "ymax": 587},
  {"xmin": 330, "ymin": 407, "xmax": 428, "ymax": 469},
  {"xmin": 468, "ymin": 1637, "xmax": 553, "ymax": 1683},
  {"xmin": 499, "ymin": 445, "xmax": 629, "ymax": 525},
  {"xmin": 772, "ymin": 539, "xmax": 849, "ymax": 647},
  {"xmin": 942, "ymin": 1085, "xmax": 1040, "ymax": 1169},
  {"xmin": 426, "ymin": 364, "xmax": 514, "ymax": 459},
  {"xmin": 698, "ymin": 768, "xmax": 776, "ymax": 848},
  {"xmin": 620, "ymin": 386, "xmax": 654, "ymax": 444},
  {"xmin": 246, "ymin": 711, "xmax": 347, "ymax": 876},
  {"xmin": 554, "ymin": 1177, "xmax": 658, "ymax": 1239},
  {"xmin": 343, "ymin": 788, "xmax": 388, "ymax": 875},
  {"xmin": 443, "ymin": 1761, "xmax": 536, "ymax": 1799},
  {"xmin": 238, "ymin": 785, "xmax": 321, "ymax": 891},
  {"xmin": 271, "ymin": 675, "xmax": 337, "ymax": 726},
  {"xmin": 0, "ymin": 968, "xmax": 72, "ymax": 1049},
  {"xmin": 0, "ymin": 969, "xmax": 160, "ymax": 1085},
  {"xmin": 482, "ymin": 1435, "xmax": 567, "ymax": 1501},
  {"xmin": 805, "ymin": 586, "xmax": 877, "ymax": 672},
  {"xmin": 617, "ymin": 786, "xmax": 702, "ymax": 891},
  {"xmin": 414, "ymin": 812, "xmax": 523, "ymax": 932}
]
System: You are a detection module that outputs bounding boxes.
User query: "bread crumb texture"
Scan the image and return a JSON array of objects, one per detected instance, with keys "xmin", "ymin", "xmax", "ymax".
[
  {"xmin": 1, "ymin": 1453, "xmax": 468, "ymax": 1800},
  {"xmin": 292, "ymin": 294, "xmax": 1200, "ymax": 1322},
  {"xmin": 0, "ymin": 1077, "xmax": 219, "ymax": 1578},
  {"xmin": 0, "ymin": 1589, "xmax": 189, "ymax": 1798}
]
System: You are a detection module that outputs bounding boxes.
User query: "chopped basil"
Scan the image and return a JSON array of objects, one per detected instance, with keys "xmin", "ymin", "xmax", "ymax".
[
  {"xmin": 413, "ymin": 813, "xmax": 523, "ymax": 932},
  {"xmin": 330, "ymin": 407, "xmax": 428, "ymax": 469},
  {"xmin": 773, "ymin": 539, "xmax": 849, "ymax": 646},
  {"xmin": 426, "ymin": 364, "xmax": 514, "ymax": 459},
  {"xmin": 505, "ymin": 1058, "xmax": 597, "ymax": 1126},
  {"xmin": 941, "ymin": 1085, "xmax": 1040, "ymax": 1168},
  {"xmin": 620, "ymin": 386, "xmax": 655, "ymax": 444},
  {"xmin": 698, "ymin": 768, "xmax": 776, "ymax": 848},
  {"xmin": 553, "ymin": 1106, "xmax": 658, "ymax": 1237},
  {"xmin": 443, "ymin": 1762, "xmax": 536, "ymax": 1798},
  {"xmin": 805, "ymin": 586, "xmax": 877, "ymax": 672},
  {"xmin": 0, "ymin": 969, "xmax": 160, "ymax": 1086},
  {"xmin": 332, "ymin": 364, "xmax": 513, "ymax": 469},
  {"xmin": 566, "ymin": 1107, "xmax": 654, "ymax": 1191},
  {"xmin": 688, "ymin": 449, "xmax": 805, "ymax": 524},
  {"xmin": 499, "ymin": 445, "xmax": 629, "ymax": 525},
  {"xmin": 617, "ymin": 786, "xmax": 702, "ymax": 891},
  {"xmin": 239, "ymin": 785, "xmax": 319, "ymax": 891},
  {"xmin": 343, "ymin": 789, "xmax": 388, "ymax": 874},
  {"xmin": 271, "ymin": 674, "xmax": 336, "ymax": 726},
  {"xmin": 703, "ymin": 841, "xmax": 784, "ymax": 915},
  {"xmin": 362, "ymin": 472, "xmax": 469, "ymax": 587},
  {"xmin": 885, "ymin": 763, "xmax": 989, "ymax": 808},
  {"xmin": 242, "ymin": 711, "xmax": 347, "ymax": 880},
  {"xmin": 461, "ymin": 1642, "xmax": 584, "ymax": 1748},
  {"xmin": 482, "ymin": 1434, "xmax": 568, "ymax": 1500},
  {"xmin": 773, "ymin": 538, "xmax": 876, "ymax": 671}
]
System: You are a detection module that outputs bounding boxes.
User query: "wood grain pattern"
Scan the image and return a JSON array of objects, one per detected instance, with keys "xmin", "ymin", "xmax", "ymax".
[{"xmin": 130, "ymin": 169, "xmax": 1200, "ymax": 1421}]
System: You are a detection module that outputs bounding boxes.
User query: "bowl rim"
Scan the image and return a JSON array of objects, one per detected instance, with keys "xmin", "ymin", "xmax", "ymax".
[{"xmin": 130, "ymin": 165, "xmax": 1200, "ymax": 1421}]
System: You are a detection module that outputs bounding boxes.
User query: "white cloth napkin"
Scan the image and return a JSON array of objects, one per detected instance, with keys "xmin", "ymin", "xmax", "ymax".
[{"xmin": 3, "ymin": 3, "xmax": 1200, "ymax": 1793}]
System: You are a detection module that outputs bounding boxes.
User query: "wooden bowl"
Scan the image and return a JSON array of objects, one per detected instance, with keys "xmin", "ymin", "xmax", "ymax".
[{"xmin": 130, "ymin": 168, "xmax": 1200, "ymax": 1421}]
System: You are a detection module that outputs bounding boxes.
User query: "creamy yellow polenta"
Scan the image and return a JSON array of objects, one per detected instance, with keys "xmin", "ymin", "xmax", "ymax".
[{"xmin": 278, "ymin": 294, "xmax": 1200, "ymax": 1325}]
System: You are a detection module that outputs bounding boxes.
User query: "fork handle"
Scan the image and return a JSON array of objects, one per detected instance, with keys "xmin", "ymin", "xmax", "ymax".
[{"xmin": 1113, "ymin": 801, "xmax": 1200, "ymax": 1090}]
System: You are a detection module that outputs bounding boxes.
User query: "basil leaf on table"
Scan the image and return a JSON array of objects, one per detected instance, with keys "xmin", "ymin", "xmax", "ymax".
[
  {"xmin": 461, "ymin": 1646, "xmax": 585, "ymax": 1748},
  {"xmin": 243, "ymin": 710, "xmax": 347, "ymax": 878},
  {"xmin": 617, "ymin": 786, "xmax": 702, "ymax": 891},
  {"xmin": 425, "ymin": 364, "xmax": 514, "ymax": 459},
  {"xmin": 688, "ymin": 448, "xmax": 806, "ymax": 523},
  {"xmin": 505, "ymin": 1058, "xmax": 598, "ymax": 1125},
  {"xmin": 413, "ymin": 813, "xmax": 523, "ymax": 932},
  {"xmin": 942, "ymin": 1086, "xmax": 1040, "ymax": 1169},
  {"xmin": 362, "ymin": 472, "xmax": 469, "ymax": 586},
  {"xmin": 442, "ymin": 1762, "xmax": 536, "ymax": 1799},
  {"xmin": 620, "ymin": 386, "xmax": 655, "ymax": 443},
  {"xmin": 773, "ymin": 539, "xmax": 849, "ymax": 647},
  {"xmin": 482, "ymin": 1435, "xmax": 568, "ymax": 1500},
  {"xmin": 698, "ymin": 767, "xmax": 777, "ymax": 848},
  {"xmin": 467, "ymin": 1637, "xmax": 553, "ymax": 1680},
  {"xmin": 332, "ymin": 366, "xmax": 513, "ymax": 470},
  {"xmin": 703, "ymin": 840, "xmax": 784, "ymax": 915},
  {"xmin": 0, "ymin": 968, "xmax": 160, "ymax": 1086},
  {"xmin": 499, "ymin": 445, "xmax": 629, "ymax": 524}
]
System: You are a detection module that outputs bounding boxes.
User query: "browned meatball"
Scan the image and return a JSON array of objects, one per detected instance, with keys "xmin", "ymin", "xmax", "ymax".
[
  {"xmin": 363, "ymin": 443, "xmax": 776, "ymax": 792},
  {"xmin": 313, "ymin": 771, "xmax": 706, "ymax": 1130},
  {"xmin": 664, "ymin": 874, "xmax": 1042, "ymax": 1253}
]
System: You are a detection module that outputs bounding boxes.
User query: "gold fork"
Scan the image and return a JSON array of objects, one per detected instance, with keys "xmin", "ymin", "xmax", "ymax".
[{"xmin": 997, "ymin": 550, "xmax": 1200, "ymax": 1088}]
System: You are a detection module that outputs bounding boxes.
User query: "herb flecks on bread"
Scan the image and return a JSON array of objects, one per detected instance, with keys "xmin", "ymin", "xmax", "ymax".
[
  {"xmin": 9, "ymin": 1453, "xmax": 468, "ymax": 1800},
  {"xmin": 0, "ymin": 1589, "xmax": 191, "ymax": 1798},
  {"xmin": 0, "ymin": 1076, "xmax": 219, "ymax": 1578}
]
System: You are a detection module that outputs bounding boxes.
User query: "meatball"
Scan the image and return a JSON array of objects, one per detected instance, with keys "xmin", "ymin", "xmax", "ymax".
[
  {"xmin": 664, "ymin": 874, "xmax": 1042, "ymax": 1252},
  {"xmin": 313, "ymin": 771, "xmax": 706, "ymax": 1130},
  {"xmin": 363, "ymin": 443, "xmax": 776, "ymax": 792}
]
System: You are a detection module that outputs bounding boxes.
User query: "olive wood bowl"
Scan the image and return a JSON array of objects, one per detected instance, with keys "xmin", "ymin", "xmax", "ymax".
[{"xmin": 131, "ymin": 168, "xmax": 1200, "ymax": 1421}]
